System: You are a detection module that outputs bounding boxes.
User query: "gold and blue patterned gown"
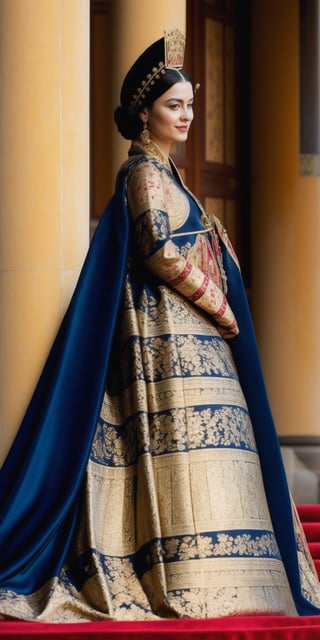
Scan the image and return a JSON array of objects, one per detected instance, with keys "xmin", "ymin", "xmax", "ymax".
[
  {"xmin": 60, "ymin": 141, "xmax": 306, "ymax": 620},
  {"xmin": 1, "ymin": 140, "xmax": 320, "ymax": 621}
]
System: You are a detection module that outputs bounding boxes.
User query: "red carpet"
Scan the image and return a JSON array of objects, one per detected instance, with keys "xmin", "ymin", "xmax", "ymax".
[
  {"xmin": 1, "ymin": 504, "xmax": 320, "ymax": 639},
  {"xmin": 1, "ymin": 616, "xmax": 320, "ymax": 640}
]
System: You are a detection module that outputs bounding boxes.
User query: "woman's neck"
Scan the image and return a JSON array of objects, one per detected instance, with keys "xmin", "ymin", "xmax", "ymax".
[
  {"xmin": 130, "ymin": 138, "xmax": 171, "ymax": 171},
  {"xmin": 149, "ymin": 137, "xmax": 171, "ymax": 157}
]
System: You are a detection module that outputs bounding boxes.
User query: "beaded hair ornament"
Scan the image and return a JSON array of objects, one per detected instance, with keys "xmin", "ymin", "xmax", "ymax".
[{"xmin": 129, "ymin": 29, "xmax": 186, "ymax": 111}]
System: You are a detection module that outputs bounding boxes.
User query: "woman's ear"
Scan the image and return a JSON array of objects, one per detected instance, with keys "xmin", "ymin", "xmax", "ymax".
[{"xmin": 138, "ymin": 108, "xmax": 148, "ymax": 123}]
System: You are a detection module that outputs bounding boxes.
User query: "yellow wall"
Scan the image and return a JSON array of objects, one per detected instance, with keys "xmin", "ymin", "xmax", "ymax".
[
  {"xmin": 0, "ymin": 0, "xmax": 90, "ymax": 463},
  {"xmin": 251, "ymin": 0, "xmax": 320, "ymax": 436}
]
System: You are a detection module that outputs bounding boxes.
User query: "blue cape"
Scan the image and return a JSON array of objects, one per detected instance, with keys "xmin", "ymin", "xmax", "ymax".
[{"xmin": 0, "ymin": 171, "xmax": 318, "ymax": 614}]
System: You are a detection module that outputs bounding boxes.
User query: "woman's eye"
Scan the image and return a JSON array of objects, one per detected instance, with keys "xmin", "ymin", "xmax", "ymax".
[{"xmin": 168, "ymin": 102, "xmax": 193, "ymax": 110}]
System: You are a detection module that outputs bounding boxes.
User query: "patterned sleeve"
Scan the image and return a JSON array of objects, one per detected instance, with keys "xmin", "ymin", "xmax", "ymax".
[{"xmin": 127, "ymin": 161, "xmax": 239, "ymax": 338}]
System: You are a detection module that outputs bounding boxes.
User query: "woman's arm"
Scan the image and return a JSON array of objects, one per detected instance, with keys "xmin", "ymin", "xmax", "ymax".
[{"xmin": 127, "ymin": 161, "xmax": 239, "ymax": 338}]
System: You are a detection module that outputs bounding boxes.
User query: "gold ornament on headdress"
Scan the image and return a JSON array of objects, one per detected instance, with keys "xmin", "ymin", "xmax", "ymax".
[
  {"xmin": 129, "ymin": 28, "xmax": 185, "ymax": 111},
  {"xmin": 164, "ymin": 28, "xmax": 185, "ymax": 68}
]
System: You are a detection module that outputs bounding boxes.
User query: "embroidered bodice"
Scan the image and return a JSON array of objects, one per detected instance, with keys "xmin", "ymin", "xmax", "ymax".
[{"xmin": 122, "ymin": 140, "xmax": 239, "ymax": 338}]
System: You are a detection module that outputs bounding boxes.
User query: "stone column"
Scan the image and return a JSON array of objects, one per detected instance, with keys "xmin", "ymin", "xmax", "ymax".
[
  {"xmin": 251, "ymin": 0, "xmax": 320, "ymax": 436},
  {"xmin": 0, "ymin": 0, "xmax": 90, "ymax": 462}
]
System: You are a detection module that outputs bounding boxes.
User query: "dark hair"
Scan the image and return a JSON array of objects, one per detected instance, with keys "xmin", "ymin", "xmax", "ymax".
[{"xmin": 114, "ymin": 68, "xmax": 195, "ymax": 140}]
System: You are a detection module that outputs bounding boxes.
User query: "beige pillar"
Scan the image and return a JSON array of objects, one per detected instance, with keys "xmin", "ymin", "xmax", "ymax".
[
  {"xmin": 0, "ymin": 0, "xmax": 90, "ymax": 463},
  {"xmin": 251, "ymin": 0, "xmax": 320, "ymax": 436},
  {"xmin": 109, "ymin": 0, "xmax": 187, "ymax": 182}
]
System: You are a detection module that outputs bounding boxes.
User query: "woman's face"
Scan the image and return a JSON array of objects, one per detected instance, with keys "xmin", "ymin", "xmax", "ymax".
[{"xmin": 140, "ymin": 81, "xmax": 194, "ymax": 154}]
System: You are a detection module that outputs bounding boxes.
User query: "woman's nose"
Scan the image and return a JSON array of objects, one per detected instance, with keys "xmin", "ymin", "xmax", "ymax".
[{"xmin": 181, "ymin": 106, "xmax": 191, "ymax": 120}]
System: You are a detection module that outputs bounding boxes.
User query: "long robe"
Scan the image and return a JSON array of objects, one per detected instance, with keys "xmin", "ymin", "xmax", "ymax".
[{"xmin": 0, "ymin": 142, "xmax": 320, "ymax": 621}]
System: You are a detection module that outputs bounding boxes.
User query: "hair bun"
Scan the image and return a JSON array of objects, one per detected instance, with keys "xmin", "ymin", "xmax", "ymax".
[{"xmin": 114, "ymin": 105, "xmax": 143, "ymax": 140}]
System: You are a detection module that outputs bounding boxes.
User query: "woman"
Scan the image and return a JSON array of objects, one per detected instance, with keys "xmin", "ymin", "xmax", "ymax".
[{"xmin": 0, "ymin": 29, "xmax": 320, "ymax": 622}]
